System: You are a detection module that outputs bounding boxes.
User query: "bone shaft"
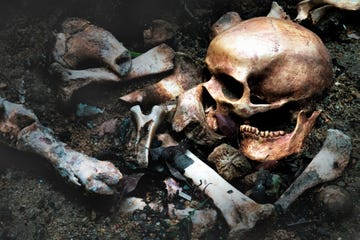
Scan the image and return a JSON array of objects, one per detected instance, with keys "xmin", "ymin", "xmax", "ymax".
[
  {"xmin": 16, "ymin": 124, "xmax": 85, "ymax": 176},
  {"xmin": 275, "ymin": 129, "xmax": 352, "ymax": 211}
]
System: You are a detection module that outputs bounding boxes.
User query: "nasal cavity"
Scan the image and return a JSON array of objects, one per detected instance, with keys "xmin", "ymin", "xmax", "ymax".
[{"xmin": 217, "ymin": 74, "xmax": 244, "ymax": 100}]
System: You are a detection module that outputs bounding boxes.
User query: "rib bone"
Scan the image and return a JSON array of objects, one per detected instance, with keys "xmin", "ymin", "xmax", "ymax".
[
  {"xmin": 0, "ymin": 98, "xmax": 122, "ymax": 194},
  {"xmin": 275, "ymin": 129, "xmax": 352, "ymax": 212}
]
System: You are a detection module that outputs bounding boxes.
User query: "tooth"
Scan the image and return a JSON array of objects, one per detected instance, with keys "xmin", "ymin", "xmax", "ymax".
[
  {"xmin": 255, "ymin": 129, "xmax": 259, "ymax": 135},
  {"xmin": 279, "ymin": 130, "xmax": 285, "ymax": 136},
  {"xmin": 251, "ymin": 127, "xmax": 257, "ymax": 133},
  {"xmin": 240, "ymin": 125, "xmax": 245, "ymax": 132},
  {"xmin": 269, "ymin": 131, "xmax": 274, "ymax": 137},
  {"xmin": 260, "ymin": 131, "xmax": 265, "ymax": 137},
  {"xmin": 264, "ymin": 131, "xmax": 269, "ymax": 137}
]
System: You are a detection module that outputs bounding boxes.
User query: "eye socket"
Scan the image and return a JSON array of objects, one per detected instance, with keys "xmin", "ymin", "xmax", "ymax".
[{"xmin": 216, "ymin": 74, "xmax": 244, "ymax": 100}]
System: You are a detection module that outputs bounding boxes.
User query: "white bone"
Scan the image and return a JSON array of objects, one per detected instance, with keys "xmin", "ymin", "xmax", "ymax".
[
  {"xmin": 275, "ymin": 129, "xmax": 352, "ymax": 211},
  {"xmin": 0, "ymin": 98, "xmax": 122, "ymax": 194},
  {"xmin": 130, "ymin": 105, "xmax": 168, "ymax": 168},
  {"xmin": 183, "ymin": 150, "xmax": 275, "ymax": 236}
]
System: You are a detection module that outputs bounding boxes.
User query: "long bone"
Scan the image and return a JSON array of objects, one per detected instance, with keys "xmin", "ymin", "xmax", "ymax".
[
  {"xmin": 50, "ymin": 43, "xmax": 175, "ymax": 103},
  {"xmin": 182, "ymin": 150, "xmax": 275, "ymax": 237},
  {"xmin": 0, "ymin": 98, "xmax": 122, "ymax": 194},
  {"xmin": 275, "ymin": 128, "xmax": 352, "ymax": 212},
  {"xmin": 155, "ymin": 134, "xmax": 275, "ymax": 236}
]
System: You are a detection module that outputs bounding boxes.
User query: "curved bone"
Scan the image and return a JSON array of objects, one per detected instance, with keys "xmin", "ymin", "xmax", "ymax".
[
  {"xmin": 275, "ymin": 129, "xmax": 352, "ymax": 212},
  {"xmin": 0, "ymin": 98, "xmax": 122, "ymax": 194},
  {"xmin": 210, "ymin": 12, "xmax": 242, "ymax": 39},
  {"xmin": 240, "ymin": 110, "xmax": 321, "ymax": 162},
  {"xmin": 53, "ymin": 18, "xmax": 131, "ymax": 76},
  {"xmin": 295, "ymin": 0, "xmax": 360, "ymax": 22},
  {"xmin": 50, "ymin": 44, "xmax": 175, "ymax": 103},
  {"xmin": 130, "ymin": 105, "xmax": 168, "ymax": 168}
]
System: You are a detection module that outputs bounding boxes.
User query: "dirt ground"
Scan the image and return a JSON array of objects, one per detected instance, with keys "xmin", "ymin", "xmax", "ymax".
[{"xmin": 0, "ymin": 0, "xmax": 359, "ymax": 239}]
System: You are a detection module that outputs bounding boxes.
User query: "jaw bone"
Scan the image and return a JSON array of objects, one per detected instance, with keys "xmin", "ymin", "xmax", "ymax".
[{"xmin": 0, "ymin": 98, "xmax": 122, "ymax": 195}]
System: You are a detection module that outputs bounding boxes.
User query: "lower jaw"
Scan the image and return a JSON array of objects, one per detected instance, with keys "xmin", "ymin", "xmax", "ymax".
[{"xmin": 239, "ymin": 110, "xmax": 321, "ymax": 162}]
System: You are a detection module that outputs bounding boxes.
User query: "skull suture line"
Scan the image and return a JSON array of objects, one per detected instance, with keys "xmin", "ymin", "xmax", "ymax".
[{"xmin": 173, "ymin": 17, "xmax": 333, "ymax": 162}]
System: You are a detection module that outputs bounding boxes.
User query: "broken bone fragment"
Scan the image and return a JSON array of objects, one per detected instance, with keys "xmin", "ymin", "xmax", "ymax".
[
  {"xmin": 0, "ymin": 98, "xmax": 38, "ymax": 137},
  {"xmin": 50, "ymin": 43, "xmax": 175, "ymax": 103},
  {"xmin": 120, "ymin": 53, "xmax": 202, "ymax": 107},
  {"xmin": 130, "ymin": 104, "xmax": 168, "ymax": 168},
  {"xmin": 295, "ymin": 0, "xmax": 360, "ymax": 22},
  {"xmin": 210, "ymin": 11, "xmax": 242, "ymax": 39},
  {"xmin": 275, "ymin": 129, "xmax": 352, "ymax": 212},
  {"xmin": 0, "ymin": 98, "xmax": 122, "ymax": 194},
  {"xmin": 143, "ymin": 19, "xmax": 178, "ymax": 47},
  {"xmin": 240, "ymin": 110, "xmax": 321, "ymax": 162},
  {"xmin": 208, "ymin": 143, "xmax": 252, "ymax": 181},
  {"xmin": 266, "ymin": 1, "xmax": 290, "ymax": 20},
  {"xmin": 53, "ymin": 18, "xmax": 131, "ymax": 76},
  {"xmin": 172, "ymin": 85, "xmax": 224, "ymax": 145}
]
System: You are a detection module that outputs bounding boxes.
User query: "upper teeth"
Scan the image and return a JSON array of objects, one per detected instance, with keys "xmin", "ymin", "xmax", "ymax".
[{"xmin": 239, "ymin": 125, "xmax": 285, "ymax": 138}]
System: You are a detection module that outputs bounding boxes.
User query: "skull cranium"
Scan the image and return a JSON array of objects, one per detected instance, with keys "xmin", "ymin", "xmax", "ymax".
[{"xmin": 173, "ymin": 17, "xmax": 333, "ymax": 162}]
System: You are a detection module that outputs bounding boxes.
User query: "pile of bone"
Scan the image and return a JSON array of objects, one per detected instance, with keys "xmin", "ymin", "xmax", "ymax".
[{"xmin": 0, "ymin": 1, "xmax": 356, "ymax": 239}]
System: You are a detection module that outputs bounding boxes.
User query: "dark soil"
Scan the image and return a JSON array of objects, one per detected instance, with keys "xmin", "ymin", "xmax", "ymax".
[{"xmin": 0, "ymin": 1, "xmax": 359, "ymax": 239}]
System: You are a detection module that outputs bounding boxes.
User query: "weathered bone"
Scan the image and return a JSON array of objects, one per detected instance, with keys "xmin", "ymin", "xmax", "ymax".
[
  {"xmin": 210, "ymin": 11, "xmax": 242, "ymax": 39},
  {"xmin": 120, "ymin": 54, "xmax": 202, "ymax": 107},
  {"xmin": 182, "ymin": 150, "xmax": 275, "ymax": 236},
  {"xmin": 267, "ymin": 1, "xmax": 290, "ymax": 20},
  {"xmin": 275, "ymin": 129, "xmax": 352, "ymax": 212},
  {"xmin": 53, "ymin": 18, "xmax": 131, "ymax": 76},
  {"xmin": 0, "ymin": 98, "xmax": 122, "ymax": 194},
  {"xmin": 130, "ymin": 105, "xmax": 168, "ymax": 168},
  {"xmin": 50, "ymin": 43, "xmax": 175, "ymax": 103},
  {"xmin": 295, "ymin": 0, "xmax": 360, "ymax": 22}
]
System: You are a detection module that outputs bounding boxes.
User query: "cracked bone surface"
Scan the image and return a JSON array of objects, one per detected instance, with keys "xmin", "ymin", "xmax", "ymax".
[
  {"xmin": 275, "ymin": 129, "xmax": 352, "ymax": 212},
  {"xmin": 295, "ymin": 0, "xmax": 360, "ymax": 22},
  {"xmin": 130, "ymin": 105, "xmax": 168, "ymax": 168},
  {"xmin": 50, "ymin": 43, "xmax": 175, "ymax": 103},
  {"xmin": 53, "ymin": 18, "xmax": 131, "ymax": 76},
  {"xmin": 0, "ymin": 98, "xmax": 122, "ymax": 194},
  {"xmin": 181, "ymin": 150, "xmax": 275, "ymax": 236}
]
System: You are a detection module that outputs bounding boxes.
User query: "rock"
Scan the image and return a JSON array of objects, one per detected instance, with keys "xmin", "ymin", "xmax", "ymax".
[{"xmin": 316, "ymin": 185, "xmax": 353, "ymax": 219}]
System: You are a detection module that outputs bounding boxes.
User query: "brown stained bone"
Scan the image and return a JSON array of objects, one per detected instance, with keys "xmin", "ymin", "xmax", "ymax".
[
  {"xmin": 172, "ymin": 85, "xmax": 224, "ymax": 145},
  {"xmin": 50, "ymin": 43, "xmax": 175, "ymax": 103},
  {"xmin": 53, "ymin": 18, "xmax": 131, "ymax": 76},
  {"xmin": 275, "ymin": 129, "xmax": 352, "ymax": 212},
  {"xmin": 240, "ymin": 110, "xmax": 321, "ymax": 162},
  {"xmin": 120, "ymin": 54, "xmax": 202, "ymax": 107},
  {"xmin": 0, "ymin": 98, "xmax": 122, "ymax": 195},
  {"xmin": 143, "ymin": 19, "xmax": 178, "ymax": 47},
  {"xmin": 295, "ymin": 0, "xmax": 360, "ymax": 22},
  {"xmin": 130, "ymin": 105, "xmax": 168, "ymax": 168}
]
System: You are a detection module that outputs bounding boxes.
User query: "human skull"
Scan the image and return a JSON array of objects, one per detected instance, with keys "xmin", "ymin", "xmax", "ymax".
[{"xmin": 173, "ymin": 17, "xmax": 333, "ymax": 162}]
